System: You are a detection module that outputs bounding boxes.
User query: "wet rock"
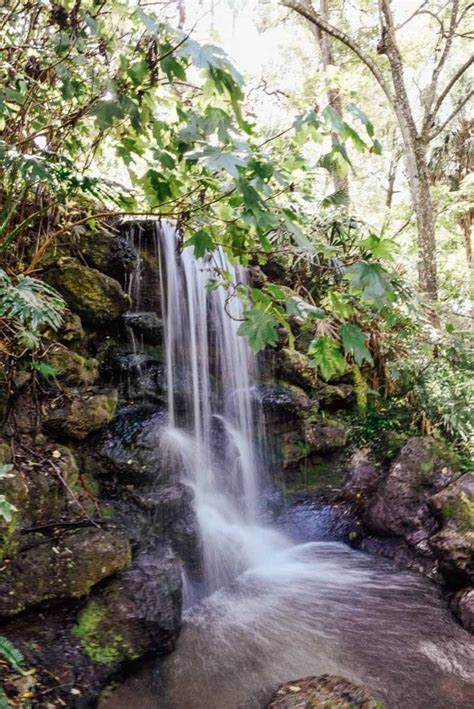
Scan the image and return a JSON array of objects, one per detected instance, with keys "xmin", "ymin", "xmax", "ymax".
[
  {"xmin": 77, "ymin": 228, "xmax": 137, "ymax": 280},
  {"xmin": 44, "ymin": 257, "xmax": 130, "ymax": 326},
  {"xmin": 451, "ymin": 588, "xmax": 474, "ymax": 633},
  {"xmin": 365, "ymin": 437, "xmax": 459, "ymax": 551},
  {"xmin": 73, "ymin": 550, "xmax": 181, "ymax": 664},
  {"xmin": 43, "ymin": 388, "xmax": 118, "ymax": 440},
  {"xmin": 123, "ymin": 312, "xmax": 163, "ymax": 346},
  {"xmin": 255, "ymin": 384, "xmax": 318, "ymax": 424},
  {"xmin": 85, "ymin": 405, "xmax": 167, "ymax": 482},
  {"xmin": 359, "ymin": 536, "xmax": 440, "ymax": 581},
  {"xmin": 266, "ymin": 674, "xmax": 379, "ymax": 708},
  {"xmin": 316, "ymin": 382, "xmax": 355, "ymax": 410},
  {"xmin": 274, "ymin": 348, "xmax": 317, "ymax": 391},
  {"xmin": 56, "ymin": 310, "xmax": 85, "ymax": 343},
  {"xmin": 429, "ymin": 474, "xmax": 473, "ymax": 582},
  {"xmin": 0, "ymin": 528, "xmax": 131, "ymax": 616},
  {"xmin": 343, "ymin": 447, "xmax": 382, "ymax": 500},
  {"xmin": 306, "ymin": 419, "xmax": 347, "ymax": 453},
  {"xmin": 46, "ymin": 343, "xmax": 98, "ymax": 385}
]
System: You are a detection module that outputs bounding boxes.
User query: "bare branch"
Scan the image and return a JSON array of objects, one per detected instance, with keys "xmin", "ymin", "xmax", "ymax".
[
  {"xmin": 430, "ymin": 52, "xmax": 474, "ymax": 120},
  {"xmin": 281, "ymin": 0, "xmax": 394, "ymax": 105},
  {"xmin": 427, "ymin": 90, "xmax": 474, "ymax": 141},
  {"xmin": 396, "ymin": 0, "xmax": 430, "ymax": 30}
]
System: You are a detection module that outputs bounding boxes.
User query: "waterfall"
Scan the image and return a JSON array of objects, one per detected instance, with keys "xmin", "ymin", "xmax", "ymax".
[{"xmin": 155, "ymin": 222, "xmax": 287, "ymax": 595}]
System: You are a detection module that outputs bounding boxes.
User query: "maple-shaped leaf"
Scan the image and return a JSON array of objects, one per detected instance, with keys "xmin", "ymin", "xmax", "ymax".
[
  {"xmin": 308, "ymin": 336, "xmax": 346, "ymax": 381},
  {"xmin": 339, "ymin": 323, "xmax": 373, "ymax": 366},
  {"xmin": 237, "ymin": 309, "xmax": 279, "ymax": 352}
]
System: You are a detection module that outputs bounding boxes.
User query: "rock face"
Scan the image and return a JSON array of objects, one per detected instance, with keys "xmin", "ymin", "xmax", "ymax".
[
  {"xmin": 46, "ymin": 343, "xmax": 98, "ymax": 385},
  {"xmin": 43, "ymin": 388, "xmax": 118, "ymax": 440},
  {"xmin": 364, "ymin": 437, "xmax": 458, "ymax": 551},
  {"xmin": 0, "ymin": 528, "xmax": 131, "ymax": 616},
  {"xmin": 266, "ymin": 675, "xmax": 379, "ymax": 708},
  {"xmin": 77, "ymin": 227, "xmax": 137, "ymax": 281},
  {"xmin": 452, "ymin": 588, "xmax": 474, "ymax": 632},
  {"xmin": 429, "ymin": 474, "xmax": 474, "ymax": 583},
  {"xmin": 45, "ymin": 257, "xmax": 130, "ymax": 326},
  {"xmin": 343, "ymin": 448, "xmax": 382, "ymax": 500},
  {"xmin": 73, "ymin": 551, "xmax": 181, "ymax": 664}
]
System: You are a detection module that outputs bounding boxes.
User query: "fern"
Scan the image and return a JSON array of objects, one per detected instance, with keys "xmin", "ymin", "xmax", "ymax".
[
  {"xmin": 0, "ymin": 635, "xmax": 24, "ymax": 672},
  {"xmin": 0, "ymin": 687, "xmax": 10, "ymax": 709},
  {"xmin": 0, "ymin": 269, "xmax": 65, "ymax": 349}
]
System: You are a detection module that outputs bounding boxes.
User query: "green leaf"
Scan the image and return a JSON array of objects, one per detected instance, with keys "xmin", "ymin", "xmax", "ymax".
[
  {"xmin": 27, "ymin": 360, "xmax": 59, "ymax": 378},
  {"xmin": 321, "ymin": 189, "xmax": 350, "ymax": 208},
  {"xmin": 92, "ymin": 100, "xmax": 125, "ymax": 129},
  {"xmin": 325, "ymin": 290, "xmax": 353, "ymax": 319},
  {"xmin": 359, "ymin": 234, "xmax": 399, "ymax": 261},
  {"xmin": 186, "ymin": 229, "xmax": 214, "ymax": 258},
  {"xmin": 308, "ymin": 336, "xmax": 346, "ymax": 381},
  {"xmin": 345, "ymin": 262, "xmax": 396, "ymax": 306},
  {"xmin": 346, "ymin": 103, "xmax": 375, "ymax": 138},
  {"xmin": 0, "ymin": 495, "xmax": 17, "ymax": 523},
  {"xmin": 0, "ymin": 463, "xmax": 13, "ymax": 480},
  {"xmin": 286, "ymin": 296, "xmax": 325, "ymax": 320},
  {"xmin": 0, "ymin": 635, "xmax": 24, "ymax": 672},
  {"xmin": 339, "ymin": 323, "xmax": 373, "ymax": 366},
  {"xmin": 237, "ymin": 309, "xmax": 279, "ymax": 352}
]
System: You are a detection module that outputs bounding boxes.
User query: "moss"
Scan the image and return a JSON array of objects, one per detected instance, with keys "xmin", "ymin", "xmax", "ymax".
[
  {"xmin": 47, "ymin": 344, "xmax": 98, "ymax": 385},
  {"xmin": 73, "ymin": 601, "xmax": 121, "ymax": 664},
  {"xmin": 285, "ymin": 461, "xmax": 344, "ymax": 494},
  {"xmin": 442, "ymin": 492, "xmax": 474, "ymax": 531},
  {"xmin": 352, "ymin": 365, "xmax": 368, "ymax": 416}
]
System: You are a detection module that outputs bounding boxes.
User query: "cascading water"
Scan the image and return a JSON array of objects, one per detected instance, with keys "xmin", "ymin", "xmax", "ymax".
[
  {"xmin": 156, "ymin": 222, "xmax": 287, "ymax": 595},
  {"xmin": 103, "ymin": 221, "xmax": 474, "ymax": 709}
]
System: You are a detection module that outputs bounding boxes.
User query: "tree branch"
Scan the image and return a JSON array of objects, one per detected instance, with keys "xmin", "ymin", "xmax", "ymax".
[
  {"xmin": 427, "ymin": 89, "xmax": 474, "ymax": 141},
  {"xmin": 281, "ymin": 0, "xmax": 394, "ymax": 105},
  {"xmin": 428, "ymin": 52, "xmax": 474, "ymax": 126}
]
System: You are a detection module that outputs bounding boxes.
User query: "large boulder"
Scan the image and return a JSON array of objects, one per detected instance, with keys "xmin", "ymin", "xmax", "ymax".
[
  {"xmin": 451, "ymin": 588, "xmax": 474, "ymax": 633},
  {"xmin": 266, "ymin": 675, "xmax": 379, "ymax": 708},
  {"xmin": 316, "ymin": 382, "xmax": 355, "ymax": 411},
  {"xmin": 73, "ymin": 550, "xmax": 181, "ymax": 665},
  {"xmin": 44, "ymin": 257, "xmax": 130, "ymax": 326},
  {"xmin": 364, "ymin": 437, "xmax": 459, "ymax": 550},
  {"xmin": 429, "ymin": 473, "xmax": 474, "ymax": 582},
  {"xmin": 343, "ymin": 448, "xmax": 382, "ymax": 501},
  {"xmin": 273, "ymin": 348, "xmax": 317, "ymax": 391},
  {"xmin": 0, "ymin": 527, "xmax": 131, "ymax": 616},
  {"xmin": 46, "ymin": 343, "xmax": 98, "ymax": 385},
  {"xmin": 77, "ymin": 227, "xmax": 137, "ymax": 281},
  {"xmin": 43, "ymin": 388, "xmax": 118, "ymax": 440},
  {"xmin": 84, "ymin": 404, "xmax": 167, "ymax": 482}
]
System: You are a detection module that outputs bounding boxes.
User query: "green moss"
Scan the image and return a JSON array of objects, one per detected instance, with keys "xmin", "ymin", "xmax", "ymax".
[
  {"xmin": 352, "ymin": 365, "xmax": 368, "ymax": 416},
  {"xmin": 442, "ymin": 492, "xmax": 474, "ymax": 531},
  {"xmin": 73, "ymin": 600, "xmax": 121, "ymax": 664},
  {"xmin": 285, "ymin": 461, "xmax": 344, "ymax": 494}
]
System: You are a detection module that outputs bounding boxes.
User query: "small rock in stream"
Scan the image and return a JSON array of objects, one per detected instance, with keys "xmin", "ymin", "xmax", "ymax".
[{"xmin": 266, "ymin": 674, "xmax": 380, "ymax": 708}]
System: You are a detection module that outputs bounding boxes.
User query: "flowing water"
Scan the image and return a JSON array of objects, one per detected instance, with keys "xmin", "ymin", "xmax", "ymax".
[{"xmin": 103, "ymin": 223, "xmax": 474, "ymax": 709}]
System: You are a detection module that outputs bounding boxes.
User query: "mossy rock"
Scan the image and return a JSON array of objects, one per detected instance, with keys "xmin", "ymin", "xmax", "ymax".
[
  {"xmin": 77, "ymin": 228, "xmax": 137, "ymax": 280},
  {"xmin": 73, "ymin": 552, "xmax": 182, "ymax": 666},
  {"xmin": 267, "ymin": 674, "xmax": 380, "ymax": 708},
  {"xmin": 429, "ymin": 474, "xmax": 474, "ymax": 581},
  {"xmin": 43, "ymin": 388, "xmax": 118, "ymax": 440},
  {"xmin": 0, "ymin": 528, "xmax": 132, "ymax": 616},
  {"xmin": 47, "ymin": 343, "xmax": 98, "ymax": 385},
  {"xmin": 274, "ymin": 348, "xmax": 317, "ymax": 392},
  {"xmin": 44, "ymin": 257, "xmax": 130, "ymax": 326}
]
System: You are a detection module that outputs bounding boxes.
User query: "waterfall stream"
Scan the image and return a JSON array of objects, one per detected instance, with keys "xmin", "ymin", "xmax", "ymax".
[{"xmin": 103, "ymin": 223, "xmax": 474, "ymax": 709}]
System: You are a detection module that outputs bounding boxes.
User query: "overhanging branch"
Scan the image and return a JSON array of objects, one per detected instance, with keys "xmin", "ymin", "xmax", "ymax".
[{"xmin": 282, "ymin": 0, "xmax": 394, "ymax": 105}]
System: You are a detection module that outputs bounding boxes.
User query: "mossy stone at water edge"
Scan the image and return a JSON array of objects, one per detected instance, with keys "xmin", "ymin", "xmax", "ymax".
[
  {"xmin": 266, "ymin": 674, "xmax": 381, "ymax": 708},
  {"xmin": 44, "ymin": 257, "xmax": 130, "ymax": 326},
  {"xmin": 73, "ymin": 552, "xmax": 182, "ymax": 665},
  {"xmin": 0, "ymin": 528, "xmax": 131, "ymax": 616}
]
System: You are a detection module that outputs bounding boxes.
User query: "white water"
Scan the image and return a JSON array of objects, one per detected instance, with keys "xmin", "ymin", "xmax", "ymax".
[
  {"xmin": 106, "ymin": 222, "xmax": 474, "ymax": 708},
  {"xmin": 156, "ymin": 222, "xmax": 289, "ymax": 595}
]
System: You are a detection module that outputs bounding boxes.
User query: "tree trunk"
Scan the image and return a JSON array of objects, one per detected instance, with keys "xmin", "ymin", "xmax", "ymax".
[
  {"xmin": 306, "ymin": 0, "xmax": 349, "ymax": 197},
  {"xmin": 379, "ymin": 0, "xmax": 438, "ymax": 301}
]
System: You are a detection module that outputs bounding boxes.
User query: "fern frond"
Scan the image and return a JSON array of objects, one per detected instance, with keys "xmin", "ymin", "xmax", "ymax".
[{"xmin": 0, "ymin": 635, "xmax": 24, "ymax": 671}]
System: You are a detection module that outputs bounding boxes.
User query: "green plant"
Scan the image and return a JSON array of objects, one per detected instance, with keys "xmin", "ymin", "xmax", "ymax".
[
  {"xmin": 0, "ymin": 635, "xmax": 24, "ymax": 672},
  {"xmin": 0, "ymin": 270, "xmax": 65, "ymax": 349},
  {"xmin": 0, "ymin": 463, "xmax": 16, "ymax": 523}
]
